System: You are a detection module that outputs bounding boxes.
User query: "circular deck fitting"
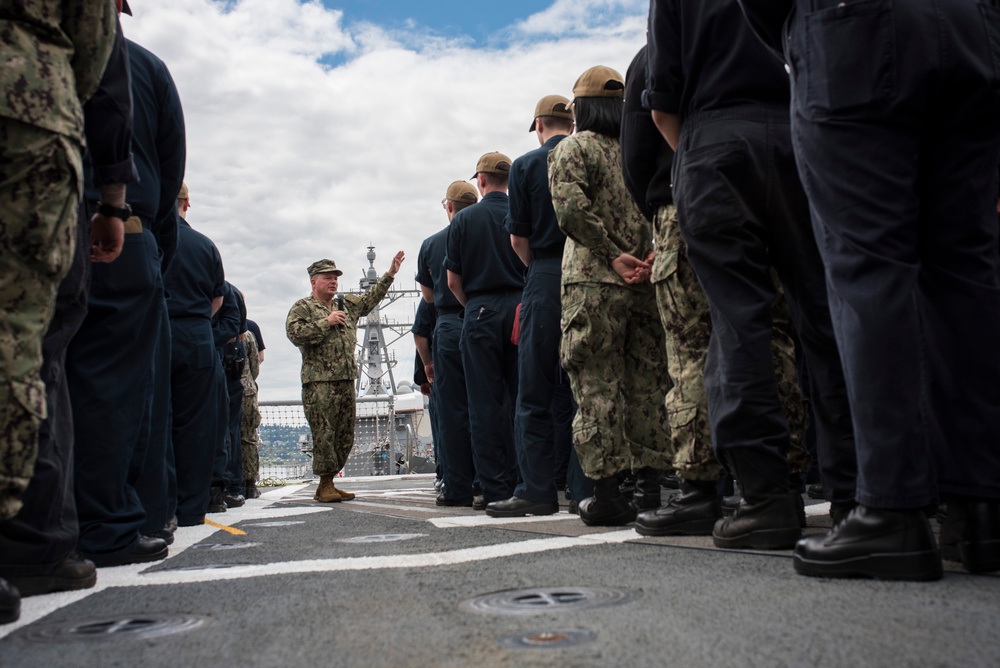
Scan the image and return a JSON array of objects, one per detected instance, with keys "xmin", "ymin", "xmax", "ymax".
[
  {"xmin": 190, "ymin": 542, "xmax": 260, "ymax": 551},
  {"xmin": 461, "ymin": 586, "xmax": 636, "ymax": 616},
  {"xmin": 18, "ymin": 614, "xmax": 206, "ymax": 643},
  {"xmin": 498, "ymin": 628, "xmax": 597, "ymax": 649},
  {"xmin": 337, "ymin": 533, "xmax": 427, "ymax": 544}
]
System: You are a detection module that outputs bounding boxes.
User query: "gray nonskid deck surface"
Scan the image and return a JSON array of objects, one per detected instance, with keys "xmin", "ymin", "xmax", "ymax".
[{"xmin": 1, "ymin": 475, "xmax": 997, "ymax": 667}]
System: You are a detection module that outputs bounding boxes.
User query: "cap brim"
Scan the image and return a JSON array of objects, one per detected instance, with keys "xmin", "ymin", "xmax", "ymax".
[
  {"xmin": 122, "ymin": 0, "xmax": 132, "ymax": 15},
  {"xmin": 528, "ymin": 119, "xmax": 537, "ymax": 132}
]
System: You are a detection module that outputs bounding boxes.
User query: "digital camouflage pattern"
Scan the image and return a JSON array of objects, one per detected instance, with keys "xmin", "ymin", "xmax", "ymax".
[
  {"xmin": 549, "ymin": 130, "xmax": 654, "ymax": 286},
  {"xmin": 302, "ymin": 380, "xmax": 355, "ymax": 476},
  {"xmin": 0, "ymin": 1, "xmax": 115, "ymax": 521},
  {"xmin": 240, "ymin": 329, "xmax": 261, "ymax": 482},
  {"xmin": 287, "ymin": 272, "xmax": 394, "ymax": 474},
  {"xmin": 652, "ymin": 205, "xmax": 809, "ymax": 483},
  {"xmin": 560, "ymin": 281, "xmax": 672, "ymax": 479},
  {"xmin": 0, "ymin": 1, "xmax": 115, "ymax": 138},
  {"xmin": 285, "ymin": 273, "xmax": 393, "ymax": 383}
]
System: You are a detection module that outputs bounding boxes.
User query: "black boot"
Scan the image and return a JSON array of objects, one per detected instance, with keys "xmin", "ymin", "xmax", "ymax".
[
  {"xmin": 208, "ymin": 484, "xmax": 227, "ymax": 513},
  {"xmin": 712, "ymin": 451, "xmax": 801, "ymax": 550},
  {"xmin": 245, "ymin": 479, "xmax": 261, "ymax": 499},
  {"xmin": 635, "ymin": 479, "xmax": 721, "ymax": 536},
  {"xmin": 795, "ymin": 505, "xmax": 942, "ymax": 580},
  {"xmin": 632, "ymin": 468, "xmax": 662, "ymax": 512},
  {"xmin": 939, "ymin": 498, "xmax": 1000, "ymax": 573},
  {"xmin": 578, "ymin": 476, "xmax": 637, "ymax": 527},
  {"xmin": 0, "ymin": 577, "xmax": 20, "ymax": 625}
]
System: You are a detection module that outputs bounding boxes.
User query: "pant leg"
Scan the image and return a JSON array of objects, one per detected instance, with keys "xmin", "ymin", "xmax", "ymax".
[
  {"xmin": 789, "ymin": 0, "xmax": 1000, "ymax": 504},
  {"xmin": 433, "ymin": 313, "xmax": 474, "ymax": 499},
  {"xmin": 513, "ymin": 259, "xmax": 563, "ymax": 503},
  {"xmin": 622, "ymin": 287, "xmax": 673, "ymax": 471},
  {"xmin": 674, "ymin": 117, "xmax": 792, "ymax": 489},
  {"xmin": 304, "ymin": 380, "xmax": 355, "ymax": 475},
  {"xmin": 70, "ymin": 228, "xmax": 159, "ymax": 557},
  {"xmin": 224, "ymin": 377, "xmax": 244, "ymax": 492},
  {"xmin": 0, "ymin": 122, "xmax": 81, "ymax": 520},
  {"xmin": 241, "ymin": 391, "xmax": 261, "ymax": 484},
  {"xmin": 170, "ymin": 318, "xmax": 217, "ymax": 525},
  {"xmin": 134, "ymin": 294, "xmax": 171, "ymax": 535},
  {"xmin": 0, "ymin": 202, "xmax": 89, "ymax": 565},
  {"xmin": 652, "ymin": 204, "xmax": 722, "ymax": 482},
  {"xmin": 462, "ymin": 292, "xmax": 519, "ymax": 502},
  {"xmin": 560, "ymin": 282, "xmax": 633, "ymax": 480}
]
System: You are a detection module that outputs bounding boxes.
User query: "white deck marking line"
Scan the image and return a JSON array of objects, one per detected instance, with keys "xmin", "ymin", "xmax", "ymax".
[
  {"xmin": 0, "ymin": 492, "xmax": 331, "ymax": 639},
  {"xmin": 430, "ymin": 513, "xmax": 580, "ymax": 528},
  {"xmin": 336, "ymin": 500, "xmax": 440, "ymax": 513},
  {"xmin": 127, "ymin": 530, "xmax": 639, "ymax": 586},
  {"xmin": 804, "ymin": 502, "xmax": 831, "ymax": 517}
]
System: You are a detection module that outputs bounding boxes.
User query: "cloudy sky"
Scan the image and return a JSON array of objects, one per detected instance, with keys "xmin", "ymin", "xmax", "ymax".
[{"xmin": 123, "ymin": 0, "xmax": 649, "ymax": 400}]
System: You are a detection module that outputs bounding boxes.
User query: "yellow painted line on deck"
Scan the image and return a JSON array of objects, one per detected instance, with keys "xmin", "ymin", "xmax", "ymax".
[{"xmin": 204, "ymin": 519, "xmax": 247, "ymax": 535}]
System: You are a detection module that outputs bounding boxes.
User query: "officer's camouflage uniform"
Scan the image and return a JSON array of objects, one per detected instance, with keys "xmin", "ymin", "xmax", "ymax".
[
  {"xmin": 0, "ymin": 1, "xmax": 115, "ymax": 521},
  {"xmin": 286, "ymin": 272, "xmax": 394, "ymax": 475},
  {"xmin": 652, "ymin": 205, "xmax": 810, "ymax": 483},
  {"xmin": 240, "ymin": 329, "xmax": 261, "ymax": 483},
  {"xmin": 549, "ymin": 130, "xmax": 672, "ymax": 479}
]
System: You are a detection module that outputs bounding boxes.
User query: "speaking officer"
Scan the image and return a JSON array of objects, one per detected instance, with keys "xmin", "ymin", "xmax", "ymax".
[
  {"xmin": 416, "ymin": 182, "xmax": 479, "ymax": 507},
  {"xmin": 488, "ymin": 96, "xmax": 589, "ymax": 518},
  {"xmin": 287, "ymin": 252, "xmax": 405, "ymax": 502},
  {"xmin": 644, "ymin": 0, "xmax": 856, "ymax": 550},
  {"xmin": 446, "ymin": 153, "xmax": 524, "ymax": 506}
]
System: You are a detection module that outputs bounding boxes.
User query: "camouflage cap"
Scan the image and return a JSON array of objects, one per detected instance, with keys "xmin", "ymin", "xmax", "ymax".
[
  {"xmin": 445, "ymin": 180, "xmax": 478, "ymax": 205},
  {"xmin": 529, "ymin": 94, "xmax": 573, "ymax": 132},
  {"xmin": 307, "ymin": 259, "xmax": 343, "ymax": 277},
  {"xmin": 471, "ymin": 151, "xmax": 512, "ymax": 179},
  {"xmin": 177, "ymin": 182, "xmax": 189, "ymax": 200},
  {"xmin": 572, "ymin": 65, "xmax": 625, "ymax": 99}
]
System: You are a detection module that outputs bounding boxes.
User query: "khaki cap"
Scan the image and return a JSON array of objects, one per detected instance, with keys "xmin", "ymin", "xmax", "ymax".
[
  {"xmin": 529, "ymin": 94, "xmax": 573, "ymax": 132},
  {"xmin": 471, "ymin": 151, "xmax": 512, "ymax": 179},
  {"xmin": 572, "ymin": 65, "xmax": 625, "ymax": 99},
  {"xmin": 307, "ymin": 259, "xmax": 343, "ymax": 277},
  {"xmin": 445, "ymin": 180, "xmax": 478, "ymax": 205},
  {"xmin": 177, "ymin": 182, "xmax": 189, "ymax": 200}
]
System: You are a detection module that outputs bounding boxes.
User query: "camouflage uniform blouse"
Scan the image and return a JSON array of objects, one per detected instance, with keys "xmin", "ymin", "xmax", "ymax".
[
  {"xmin": 285, "ymin": 273, "xmax": 394, "ymax": 384},
  {"xmin": 0, "ymin": 0, "xmax": 115, "ymax": 137},
  {"xmin": 548, "ymin": 130, "xmax": 652, "ymax": 286}
]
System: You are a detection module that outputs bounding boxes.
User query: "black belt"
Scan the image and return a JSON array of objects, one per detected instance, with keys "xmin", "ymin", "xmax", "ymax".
[
  {"xmin": 437, "ymin": 306, "xmax": 463, "ymax": 315},
  {"xmin": 532, "ymin": 248, "xmax": 563, "ymax": 260}
]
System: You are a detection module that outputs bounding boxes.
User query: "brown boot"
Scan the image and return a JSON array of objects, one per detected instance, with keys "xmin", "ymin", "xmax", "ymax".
[
  {"xmin": 331, "ymin": 484, "xmax": 355, "ymax": 500},
  {"xmin": 314, "ymin": 475, "xmax": 343, "ymax": 502}
]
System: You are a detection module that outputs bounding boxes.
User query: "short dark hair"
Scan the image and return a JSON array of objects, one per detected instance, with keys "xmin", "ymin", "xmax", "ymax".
[
  {"xmin": 539, "ymin": 115, "xmax": 574, "ymax": 133},
  {"xmin": 451, "ymin": 199, "xmax": 475, "ymax": 214},
  {"xmin": 573, "ymin": 96, "xmax": 622, "ymax": 138},
  {"xmin": 481, "ymin": 171, "xmax": 508, "ymax": 189}
]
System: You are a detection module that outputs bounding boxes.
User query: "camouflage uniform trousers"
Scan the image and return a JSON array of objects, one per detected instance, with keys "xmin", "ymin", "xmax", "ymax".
[
  {"xmin": 560, "ymin": 282, "xmax": 673, "ymax": 479},
  {"xmin": 302, "ymin": 379, "xmax": 356, "ymax": 476},
  {"xmin": 0, "ymin": 119, "xmax": 82, "ymax": 521},
  {"xmin": 651, "ymin": 204, "xmax": 810, "ymax": 482},
  {"xmin": 241, "ymin": 392, "xmax": 261, "ymax": 483}
]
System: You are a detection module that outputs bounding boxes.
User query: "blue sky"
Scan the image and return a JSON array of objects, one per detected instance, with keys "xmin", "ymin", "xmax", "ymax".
[{"xmin": 322, "ymin": 1, "xmax": 546, "ymax": 44}]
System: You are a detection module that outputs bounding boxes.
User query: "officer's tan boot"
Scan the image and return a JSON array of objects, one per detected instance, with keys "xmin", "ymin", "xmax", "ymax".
[
  {"xmin": 314, "ymin": 475, "xmax": 342, "ymax": 502},
  {"xmin": 332, "ymin": 484, "xmax": 355, "ymax": 501}
]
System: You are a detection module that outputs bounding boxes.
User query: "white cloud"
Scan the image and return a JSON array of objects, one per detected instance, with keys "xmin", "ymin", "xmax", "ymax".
[{"xmin": 123, "ymin": 0, "xmax": 647, "ymax": 400}]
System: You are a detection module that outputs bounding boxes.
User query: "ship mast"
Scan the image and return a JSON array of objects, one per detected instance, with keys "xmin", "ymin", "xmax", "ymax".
[{"xmin": 356, "ymin": 245, "xmax": 397, "ymax": 396}]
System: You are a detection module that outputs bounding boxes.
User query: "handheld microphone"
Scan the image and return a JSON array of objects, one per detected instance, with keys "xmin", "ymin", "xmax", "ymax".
[{"xmin": 336, "ymin": 294, "xmax": 344, "ymax": 311}]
